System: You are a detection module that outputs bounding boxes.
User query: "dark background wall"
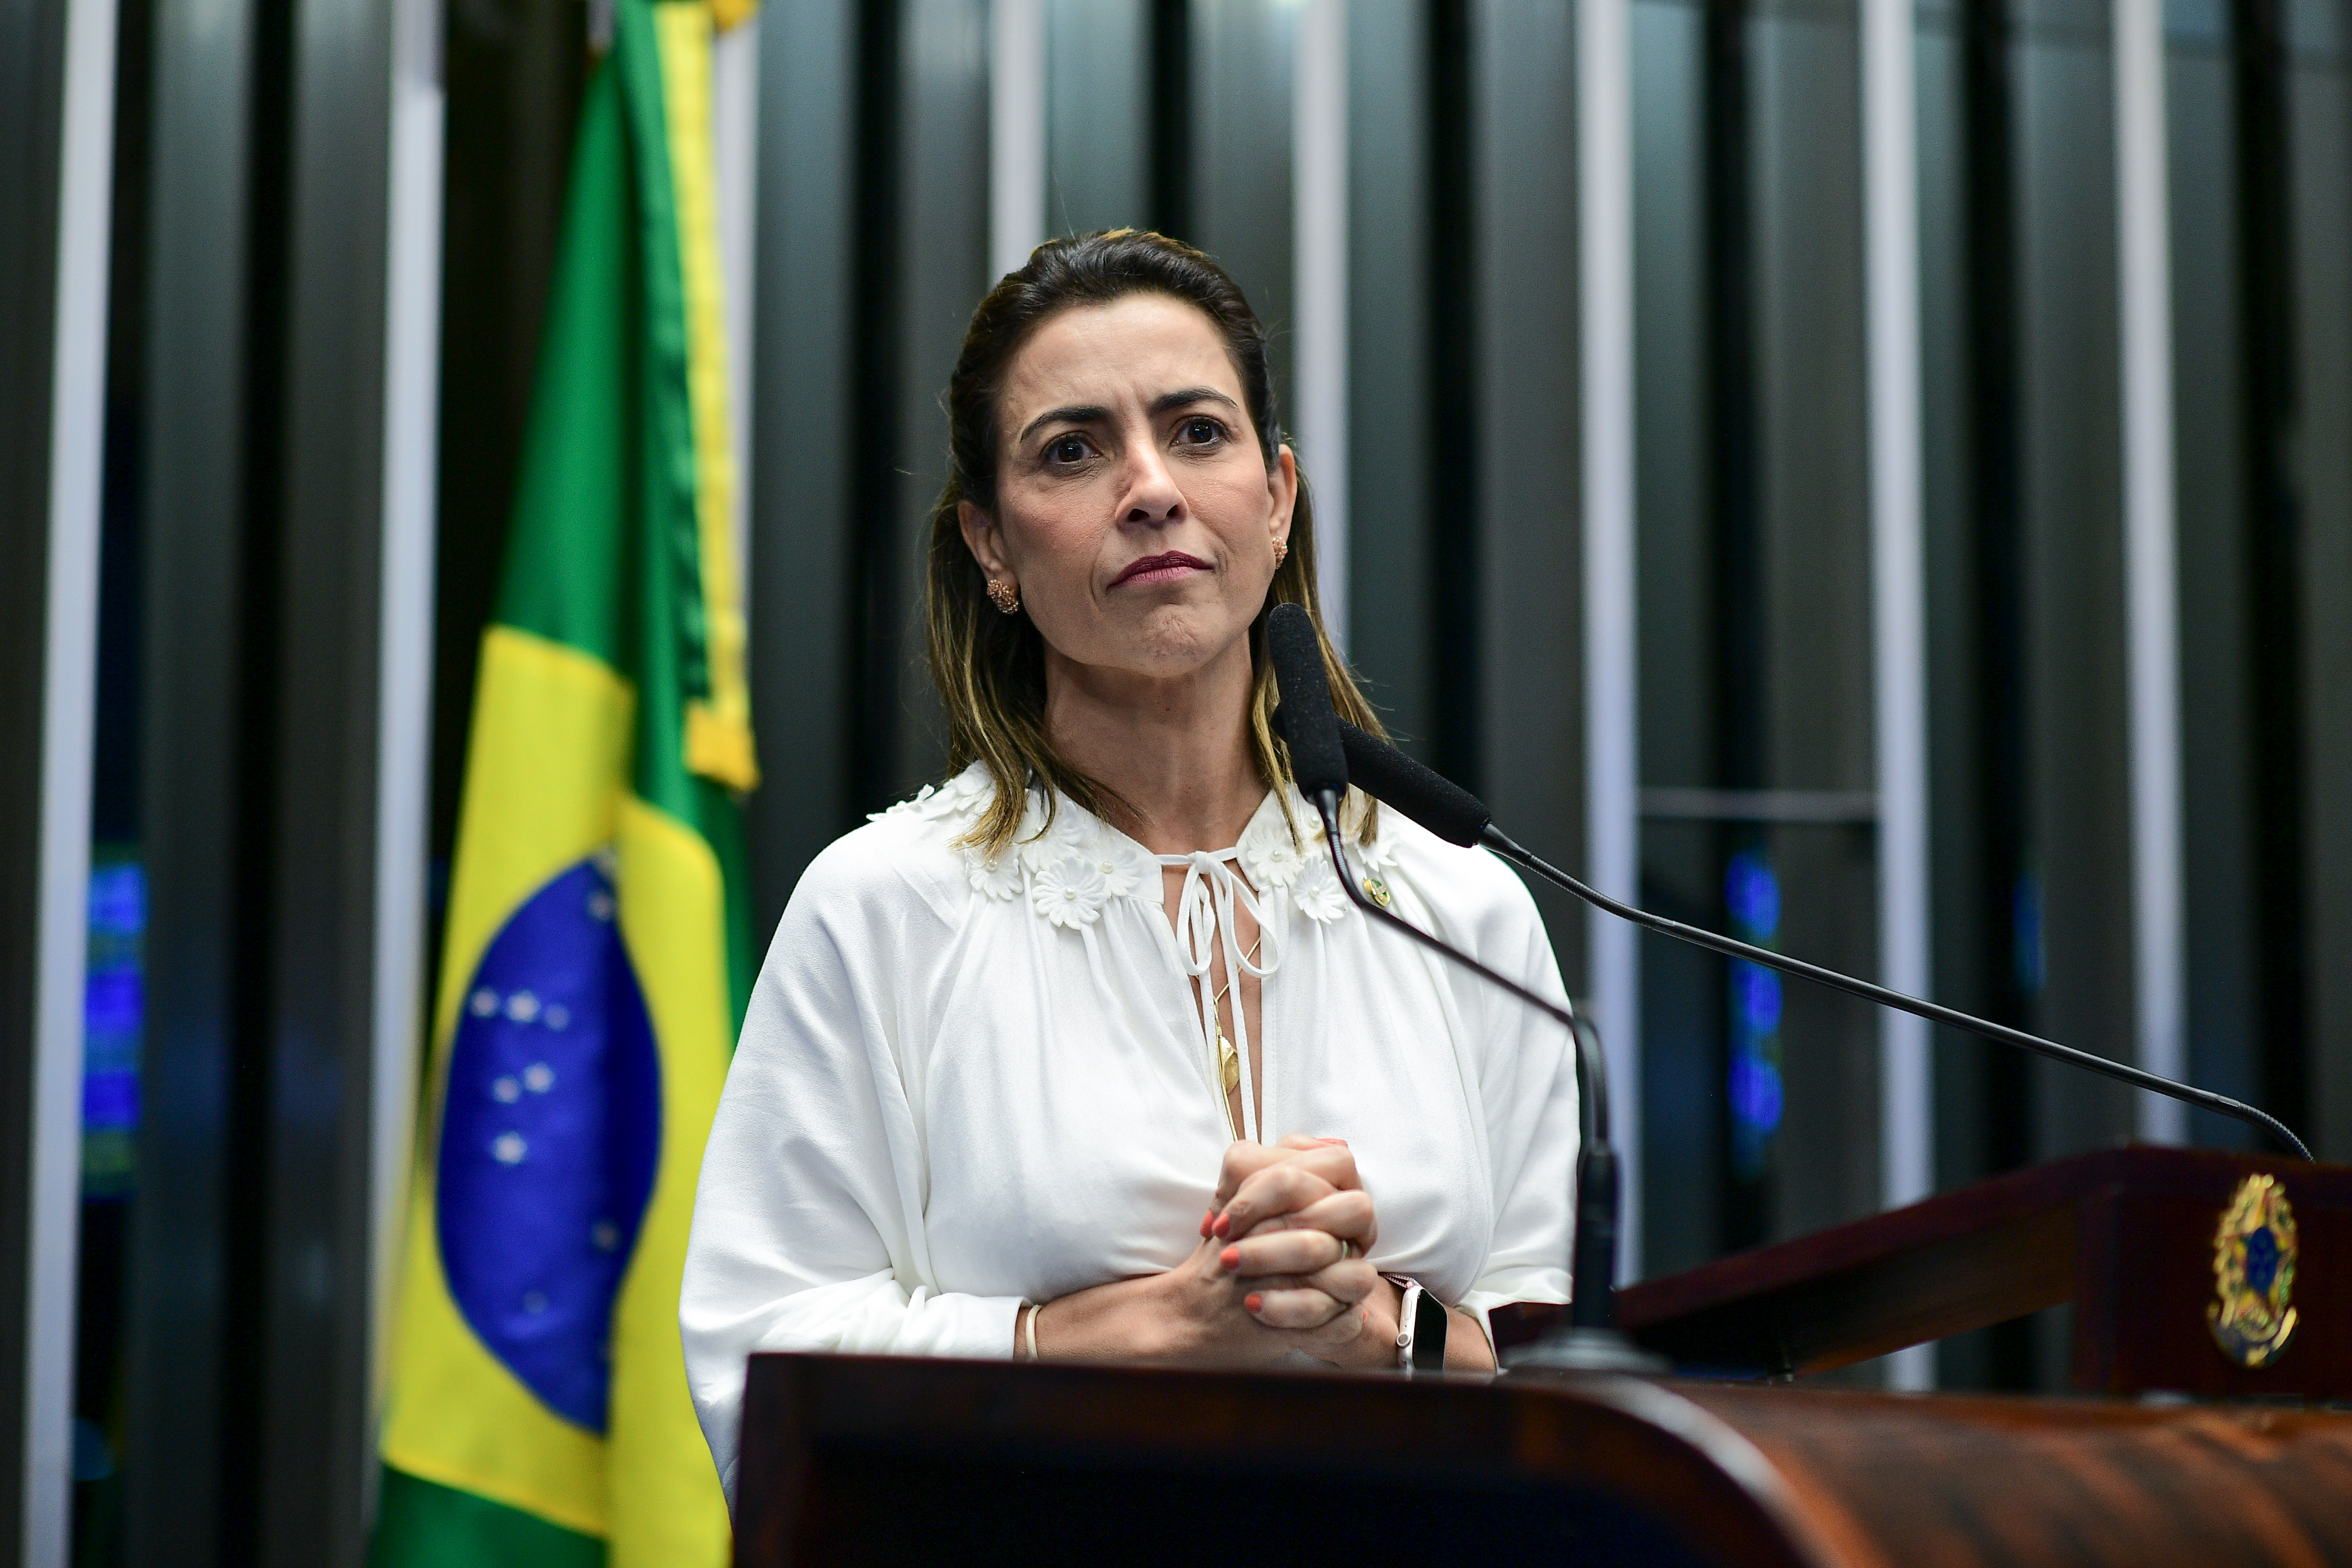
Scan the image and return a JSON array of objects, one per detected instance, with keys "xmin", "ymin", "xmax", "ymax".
[
  {"xmin": 38, "ymin": 0, "xmax": 2352, "ymax": 1560},
  {"xmin": 435, "ymin": 0, "xmax": 2352, "ymax": 1393}
]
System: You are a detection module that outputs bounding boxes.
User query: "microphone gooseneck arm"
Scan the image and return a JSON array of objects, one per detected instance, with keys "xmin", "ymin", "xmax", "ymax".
[
  {"xmin": 1306, "ymin": 792, "xmax": 1577, "ymax": 1036},
  {"xmin": 1476, "ymin": 825, "xmax": 2313, "ymax": 1164},
  {"xmin": 1307, "ymin": 790, "xmax": 1629, "ymax": 1333},
  {"xmin": 1328, "ymin": 716, "xmax": 2314, "ymax": 1164},
  {"xmin": 1271, "ymin": 606, "xmax": 1650, "ymax": 1349}
]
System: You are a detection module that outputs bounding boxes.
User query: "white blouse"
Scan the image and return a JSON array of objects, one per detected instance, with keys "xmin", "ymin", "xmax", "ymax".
[{"xmin": 679, "ymin": 765, "xmax": 1579, "ymax": 1496}]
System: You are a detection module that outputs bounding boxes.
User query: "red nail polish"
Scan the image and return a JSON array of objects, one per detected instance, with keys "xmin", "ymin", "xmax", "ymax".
[
  {"xmin": 1212, "ymin": 1213, "xmax": 1232, "ymax": 1239},
  {"xmin": 1219, "ymin": 1245, "xmax": 1241, "ymax": 1271},
  {"xmin": 1200, "ymin": 1210, "xmax": 1214, "ymax": 1237},
  {"xmin": 1245, "ymin": 1293, "xmax": 1263, "ymax": 1313}
]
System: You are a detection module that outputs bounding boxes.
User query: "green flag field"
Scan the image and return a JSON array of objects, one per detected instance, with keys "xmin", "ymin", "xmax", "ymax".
[{"xmin": 373, "ymin": 1, "xmax": 756, "ymax": 1560}]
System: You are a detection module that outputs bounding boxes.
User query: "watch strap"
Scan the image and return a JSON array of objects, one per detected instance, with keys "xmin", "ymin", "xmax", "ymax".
[
  {"xmin": 1411, "ymin": 1284, "xmax": 1448, "ymax": 1373},
  {"xmin": 1384, "ymin": 1274, "xmax": 1419, "ymax": 1371},
  {"xmin": 1384, "ymin": 1274, "xmax": 1447, "ymax": 1375}
]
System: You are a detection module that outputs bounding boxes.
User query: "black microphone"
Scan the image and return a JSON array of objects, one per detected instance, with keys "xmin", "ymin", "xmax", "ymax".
[
  {"xmin": 1267, "ymin": 603, "xmax": 1348, "ymax": 796},
  {"xmin": 1335, "ymin": 718, "xmax": 2314, "ymax": 1164},
  {"xmin": 1338, "ymin": 723, "xmax": 1490, "ymax": 844},
  {"xmin": 1269, "ymin": 607, "xmax": 1574, "ymax": 1034},
  {"xmin": 1268, "ymin": 606, "xmax": 1661, "ymax": 1368}
]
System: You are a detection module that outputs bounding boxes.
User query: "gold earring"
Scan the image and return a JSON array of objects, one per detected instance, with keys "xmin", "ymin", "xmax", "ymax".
[
  {"xmin": 986, "ymin": 578, "xmax": 1021, "ymax": 614},
  {"xmin": 1271, "ymin": 538, "xmax": 1289, "ymax": 570}
]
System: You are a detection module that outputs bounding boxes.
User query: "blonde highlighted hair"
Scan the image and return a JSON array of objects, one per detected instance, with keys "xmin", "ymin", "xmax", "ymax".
[{"xmin": 923, "ymin": 229, "xmax": 1383, "ymax": 856}]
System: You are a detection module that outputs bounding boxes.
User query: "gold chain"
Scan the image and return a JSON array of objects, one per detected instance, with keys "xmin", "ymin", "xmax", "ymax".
[
  {"xmin": 1211, "ymin": 936, "xmax": 1263, "ymax": 1019},
  {"xmin": 1214, "ymin": 937, "xmax": 1264, "ymax": 1110}
]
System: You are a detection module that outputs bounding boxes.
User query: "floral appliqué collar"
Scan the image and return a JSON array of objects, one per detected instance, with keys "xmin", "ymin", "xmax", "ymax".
[{"xmin": 877, "ymin": 763, "xmax": 1397, "ymax": 930}]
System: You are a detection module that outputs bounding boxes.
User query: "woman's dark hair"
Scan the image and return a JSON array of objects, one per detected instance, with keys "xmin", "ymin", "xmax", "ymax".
[{"xmin": 923, "ymin": 229, "xmax": 1383, "ymax": 855}]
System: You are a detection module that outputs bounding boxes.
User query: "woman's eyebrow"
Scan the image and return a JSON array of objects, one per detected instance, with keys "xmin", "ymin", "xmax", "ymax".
[
  {"xmin": 1016, "ymin": 404, "xmax": 1110, "ymax": 444},
  {"xmin": 1149, "ymin": 386, "xmax": 1240, "ymax": 417},
  {"xmin": 1015, "ymin": 387, "xmax": 1239, "ymax": 446}
]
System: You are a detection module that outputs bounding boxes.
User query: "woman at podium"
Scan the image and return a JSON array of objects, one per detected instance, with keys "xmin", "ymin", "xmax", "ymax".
[{"xmin": 679, "ymin": 230, "xmax": 1577, "ymax": 1499}]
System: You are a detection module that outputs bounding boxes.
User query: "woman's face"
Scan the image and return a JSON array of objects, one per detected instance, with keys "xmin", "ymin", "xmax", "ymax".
[{"xmin": 960, "ymin": 293, "xmax": 1295, "ymax": 687}]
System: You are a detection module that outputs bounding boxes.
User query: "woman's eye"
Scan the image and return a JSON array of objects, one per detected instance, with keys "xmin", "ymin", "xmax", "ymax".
[
  {"xmin": 1045, "ymin": 435, "xmax": 1091, "ymax": 465},
  {"xmin": 1178, "ymin": 417, "xmax": 1223, "ymax": 446}
]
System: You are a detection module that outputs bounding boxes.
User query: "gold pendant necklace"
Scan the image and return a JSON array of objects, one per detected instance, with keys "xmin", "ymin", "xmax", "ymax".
[{"xmin": 1213, "ymin": 937, "xmax": 1263, "ymax": 1126}]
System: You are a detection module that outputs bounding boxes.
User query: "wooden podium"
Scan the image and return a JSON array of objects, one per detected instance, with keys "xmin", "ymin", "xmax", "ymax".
[
  {"xmin": 733, "ymin": 1148, "xmax": 2352, "ymax": 1566},
  {"xmin": 1610, "ymin": 1145, "xmax": 2352, "ymax": 1398}
]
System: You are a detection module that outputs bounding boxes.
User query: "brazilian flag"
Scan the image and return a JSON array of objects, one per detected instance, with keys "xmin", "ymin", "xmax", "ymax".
[{"xmin": 373, "ymin": 0, "xmax": 756, "ymax": 1560}]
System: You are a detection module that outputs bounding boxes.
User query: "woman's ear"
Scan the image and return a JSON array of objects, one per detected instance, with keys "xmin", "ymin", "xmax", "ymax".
[
  {"xmin": 1269, "ymin": 444, "xmax": 1299, "ymax": 546},
  {"xmin": 959, "ymin": 498, "xmax": 1010, "ymax": 578}
]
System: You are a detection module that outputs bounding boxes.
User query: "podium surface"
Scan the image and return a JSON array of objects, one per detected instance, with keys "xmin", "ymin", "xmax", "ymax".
[
  {"xmin": 1615, "ymin": 1145, "xmax": 2350, "ymax": 1397},
  {"xmin": 736, "ymin": 1149, "xmax": 2350, "ymax": 1562},
  {"xmin": 734, "ymin": 1352, "xmax": 2352, "ymax": 1566}
]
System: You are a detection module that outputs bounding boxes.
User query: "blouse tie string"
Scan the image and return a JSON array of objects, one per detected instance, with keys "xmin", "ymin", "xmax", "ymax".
[{"xmin": 1161, "ymin": 848, "xmax": 1283, "ymax": 1143}]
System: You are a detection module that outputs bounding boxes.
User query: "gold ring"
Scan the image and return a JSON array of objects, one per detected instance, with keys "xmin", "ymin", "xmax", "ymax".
[{"xmin": 1338, "ymin": 1239, "xmax": 1353, "ymax": 1260}]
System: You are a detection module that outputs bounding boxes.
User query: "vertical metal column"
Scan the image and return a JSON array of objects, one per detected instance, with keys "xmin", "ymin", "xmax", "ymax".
[
  {"xmin": 1863, "ymin": 0, "xmax": 1933, "ymax": 1392},
  {"xmin": 1472, "ymin": 0, "xmax": 1582, "ymax": 1005},
  {"xmin": 990, "ymin": 0, "xmax": 1044, "ymax": 278},
  {"xmin": 1582, "ymin": 0, "xmax": 1642, "ymax": 1280},
  {"xmin": 259, "ymin": 0, "xmax": 400, "ymax": 1539},
  {"xmin": 1340, "ymin": 5, "xmax": 1436, "ymax": 746},
  {"xmin": 127, "ymin": 0, "xmax": 408, "ymax": 1538},
  {"xmin": 2231, "ymin": 0, "xmax": 2308, "ymax": 1147},
  {"xmin": 1294, "ymin": 0, "xmax": 1348, "ymax": 645},
  {"xmin": 2114, "ymin": 0, "xmax": 2186, "ymax": 1143},
  {"xmin": 127, "ymin": 0, "xmax": 256, "ymax": 1531},
  {"xmin": 848, "ymin": 0, "xmax": 906, "ymax": 811},
  {"xmin": 747, "ymin": 0, "xmax": 858, "ymax": 917},
  {"xmin": 884, "ymin": 0, "xmax": 987, "ymax": 791},
  {"xmin": 19, "ymin": 0, "xmax": 119, "ymax": 1552},
  {"xmin": 366, "ymin": 0, "xmax": 444, "ymax": 1512},
  {"xmin": 1426, "ymin": 0, "xmax": 1477, "ymax": 782}
]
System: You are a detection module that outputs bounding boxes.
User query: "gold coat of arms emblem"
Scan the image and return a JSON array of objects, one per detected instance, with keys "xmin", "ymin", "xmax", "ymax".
[{"xmin": 2208, "ymin": 1173, "xmax": 2299, "ymax": 1369}]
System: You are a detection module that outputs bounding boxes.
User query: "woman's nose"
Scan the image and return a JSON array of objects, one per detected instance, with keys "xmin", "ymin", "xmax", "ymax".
[{"xmin": 1119, "ymin": 446, "xmax": 1186, "ymax": 525}]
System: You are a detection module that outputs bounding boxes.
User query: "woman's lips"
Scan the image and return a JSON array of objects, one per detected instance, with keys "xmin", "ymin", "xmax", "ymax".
[{"xmin": 1110, "ymin": 551, "xmax": 1211, "ymax": 588}]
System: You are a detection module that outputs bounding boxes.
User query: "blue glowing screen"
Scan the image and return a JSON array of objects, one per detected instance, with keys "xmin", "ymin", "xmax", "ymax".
[{"xmin": 1724, "ymin": 850, "xmax": 1785, "ymax": 1172}]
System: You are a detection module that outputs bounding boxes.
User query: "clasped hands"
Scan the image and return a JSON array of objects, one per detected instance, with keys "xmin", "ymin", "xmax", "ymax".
[
  {"xmin": 1022, "ymin": 1134, "xmax": 1401, "ymax": 1370},
  {"xmin": 1026, "ymin": 1134, "xmax": 1502, "ymax": 1370},
  {"xmin": 1183, "ymin": 1134, "xmax": 1392, "ymax": 1367}
]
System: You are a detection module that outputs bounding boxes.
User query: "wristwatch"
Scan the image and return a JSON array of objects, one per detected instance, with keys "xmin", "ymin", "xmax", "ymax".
[{"xmin": 1386, "ymin": 1275, "xmax": 1448, "ymax": 1375}]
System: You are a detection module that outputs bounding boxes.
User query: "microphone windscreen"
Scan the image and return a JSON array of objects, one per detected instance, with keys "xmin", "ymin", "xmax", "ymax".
[
  {"xmin": 1337, "ymin": 721, "xmax": 1491, "ymax": 847},
  {"xmin": 1267, "ymin": 603, "xmax": 1349, "ymax": 795}
]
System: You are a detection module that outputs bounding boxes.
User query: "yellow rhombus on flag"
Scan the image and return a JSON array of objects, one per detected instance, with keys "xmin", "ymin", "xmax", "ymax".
[{"xmin": 372, "ymin": 0, "xmax": 757, "ymax": 1561}]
